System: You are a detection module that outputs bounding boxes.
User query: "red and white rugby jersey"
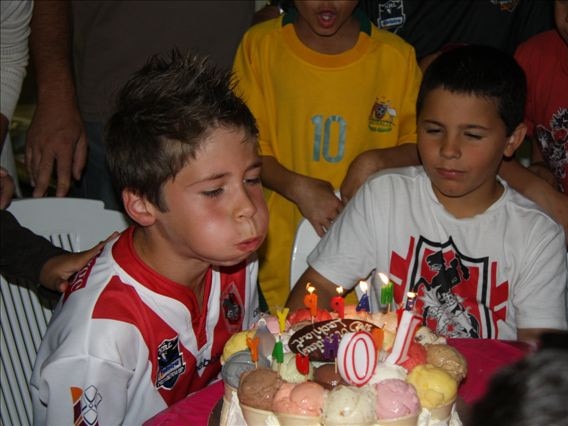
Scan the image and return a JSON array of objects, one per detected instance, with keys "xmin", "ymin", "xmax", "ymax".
[{"xmin": 31, "ymin": 227, "xmax": 260, "ymax": 425}]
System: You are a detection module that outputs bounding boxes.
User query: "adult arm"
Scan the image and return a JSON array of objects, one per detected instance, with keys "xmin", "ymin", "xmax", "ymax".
[
  {"xmin": 25, "ymin": 0, "xmax": 87, "ymax": 197},
  {"xmin": 0, "ymin": 166, "xmax": 15, "ymax": 209},
  {"xmin": 0, "ymin": 209, "xmax": 109, "ymax": 292},
  {"xmin": 499, "ymin": 158, "xmax": 568, "ymax": 246},
  {"xmin": 0, "ymin": 209, "xmax": 66, "ymax": 285},
  {"xmin": 0, "ymin": 0, "xmax": 32, "ymax": 126},
  {"xmin": 262, "ymin": 155, "xmax": 343, "ymax": 237}
]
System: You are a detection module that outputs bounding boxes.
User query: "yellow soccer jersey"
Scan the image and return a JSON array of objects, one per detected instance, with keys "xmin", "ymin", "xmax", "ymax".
[{"xmin": 233, "ymin": 12, "xmax": 421, "ymax": 310}]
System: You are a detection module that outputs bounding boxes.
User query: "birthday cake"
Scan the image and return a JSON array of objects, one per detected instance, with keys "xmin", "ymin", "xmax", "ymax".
[{"xmin": 219, "ymin": 297, "xmax": 467, "ymax": 426}]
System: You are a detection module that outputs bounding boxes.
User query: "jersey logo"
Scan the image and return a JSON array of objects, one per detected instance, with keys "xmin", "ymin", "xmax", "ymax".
[
  {"xmin": 377, "ymin": 0, "xmax": 406, "ymax": 30},
  {"xmin": 401, "ymin": 236, "xmax": 508, "ymax": 338},
  {"xmin": 221, "ymin": 282, "xmax": 244, "ymax": 333},
  {"xmin": 368, "ymin": 98, "xmax": 396, "ymax": 133},
  {"xmin": 71, "ymin": 385, "xmax": 102, "ymax": 426},
  {"xmin": 156, "ymin": 336, "xmax": 186, "ymax": 390},
  {"xmin": 490, "ymin": 0, "xmax": 519, "ymax": 12}
]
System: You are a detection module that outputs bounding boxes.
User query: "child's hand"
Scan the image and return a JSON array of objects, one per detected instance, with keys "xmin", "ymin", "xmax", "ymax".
[
  {"xmin": 38, "ymin": 232, "xmax": 119, "ymax": 292},
  {"xmin": 295, "ymin": 177, "xmax": 342, "ymax": 237}
]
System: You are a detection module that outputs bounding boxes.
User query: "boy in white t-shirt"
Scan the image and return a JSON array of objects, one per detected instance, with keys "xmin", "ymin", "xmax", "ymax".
[
  {"xmin": 31, "ymin": 51, "xmax": 268, "ymax": 425},
  {"xmin": 286, "ymin": 45, "xmax": 567, "ymax": 344}
]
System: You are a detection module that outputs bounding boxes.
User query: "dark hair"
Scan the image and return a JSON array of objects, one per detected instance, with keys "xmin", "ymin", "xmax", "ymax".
[
  {"xmin": 416, "ymin": 45, "xmax": 526, "ymax": 135},
  {"xmin": 106, "ymin": 50, "xmax": 258, "ymax": 210},
  {"xmin": 468, "ymin": 348, "xmax": 568, "ymax": 426}
]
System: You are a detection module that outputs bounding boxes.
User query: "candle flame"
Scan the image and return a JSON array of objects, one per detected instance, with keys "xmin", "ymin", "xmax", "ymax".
[
  {"xmin": 306, "ymin": 282, "xmax": 315, "ymax": 294},
  {"xmin": 407, "ymin": 291, "xmax": 416, "ymax": 299},
  {"xmin": 359, "ymin": 280, "xmax": 368, "ymax": 292},
  {"xmin": 336, "ymin": 286, "xmax": 344, "ymax": 296},
  {"xmin": 378, "ymin": 272, "xmax": 389, "ymax": 285}
]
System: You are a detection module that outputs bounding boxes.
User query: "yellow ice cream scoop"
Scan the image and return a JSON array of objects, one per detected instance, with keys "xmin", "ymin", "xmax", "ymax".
[
  {"xmin": 407, "ymin": 364, "xmax": 457, "ymax": 409},
  {"xmin": 222, "ymin": 330, "xmax": 255, "ymax": 364}
]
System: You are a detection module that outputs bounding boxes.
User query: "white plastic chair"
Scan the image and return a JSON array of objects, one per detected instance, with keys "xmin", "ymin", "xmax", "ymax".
[
  {"xmin": 289, "ymin": 217, "xmax": 365, "ymax": 304},
  {"xmin": 0, "ymin": 198, "xmax": 129, "ymax": 426},
  {"xmin": 289, "ymin": 218, "xmax": 321, "ymax": 290}
]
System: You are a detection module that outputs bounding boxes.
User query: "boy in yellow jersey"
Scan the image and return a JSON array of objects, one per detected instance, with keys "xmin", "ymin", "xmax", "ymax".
[{"xmin": 232, "ymin": 0, "xmax": 422, "ymax": 309}]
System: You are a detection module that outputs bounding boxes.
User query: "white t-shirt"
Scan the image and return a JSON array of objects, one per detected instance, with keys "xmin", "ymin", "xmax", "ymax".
[
  {"xmin": 31, "ymin": 227, "xmax": 260, "ymax": 425},
  {"xmin": 309, "ymin": 166, "xmax": 567, "ymax": 340}
]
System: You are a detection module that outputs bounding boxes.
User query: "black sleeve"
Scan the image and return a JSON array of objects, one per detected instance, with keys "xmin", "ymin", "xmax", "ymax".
[{"xmin": 0, "ymin": 209, "xmax": 67, "ymax": 285}]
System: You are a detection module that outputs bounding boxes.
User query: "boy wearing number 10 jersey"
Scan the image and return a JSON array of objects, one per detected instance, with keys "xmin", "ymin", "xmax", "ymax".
[{"xmin": 232, "ymin": 0, "xmax": 422, "ymax": 310}]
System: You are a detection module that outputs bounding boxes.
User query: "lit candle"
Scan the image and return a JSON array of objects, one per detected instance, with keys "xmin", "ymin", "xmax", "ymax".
[
  {"xmin": 330, "ymin": 286, "xmax": 345, "ymax": 318},
  {"xmin": 405, "ymin": 292, "xmax": 417, "ymax": 311},
  {"xmin": 356, "ymin": 280, "xmax": 370, "ymax": 312},
  {"xmin": 276, "ymin": 307, "xmax": 289, "ymax": 334},
  {"xmin": 303, "ymin": 283, "xmax": 318, "ymax": 318},
  {"xmin": 246, "ymin": 335, "xmax": 260, "ymax": 367},
  {"xmin": 378, "ymin": 272, "xmax": 394, "ymax": 311}
]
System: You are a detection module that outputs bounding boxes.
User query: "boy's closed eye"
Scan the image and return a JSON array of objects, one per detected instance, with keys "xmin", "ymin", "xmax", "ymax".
[
  {"xmin": 464, "ymin": 131, "xmax": 483, "ymax": 140},
  {"xmin": 244, "ymin": 176, "xmax": 262, "ymax": 186},
  {"xmin": 202, "ymin": 187, "xmax": 224, "ymax": 198},
  {"xmin": 201, "ymin": 174, "xmax": 261, "ymax": 197}
]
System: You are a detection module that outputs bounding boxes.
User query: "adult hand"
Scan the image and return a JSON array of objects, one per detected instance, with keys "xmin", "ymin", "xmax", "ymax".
[
  {"xmin": 295, "ymin": 176, "xmax": 342, "ymax": 237},
  {"xmin": 25, "ymin": 102, "xmax": 87, "ymax": 197},
  {"xmin": 0, "ymin": 167, "xmax": 15, "ymax": 209},
  {"xmin": 38, "ymin": 232, "xmax": 119, "ymax": 292}
]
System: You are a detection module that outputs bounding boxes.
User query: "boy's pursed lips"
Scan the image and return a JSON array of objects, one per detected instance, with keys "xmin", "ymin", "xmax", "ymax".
[
  {"xmin": 236, "ymin": 237, "xmax": 263, "ymax": 252},
  {"xmin": 435, "ymin": 167, "xmax": 465, "ymax": 179}
]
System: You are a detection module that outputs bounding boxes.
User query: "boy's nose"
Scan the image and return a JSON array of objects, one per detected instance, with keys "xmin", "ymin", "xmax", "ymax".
[
  {"xmin": 439, "ymin": 135, "xmax": 461, "ymax": 159},
  {"xmin": 234, "ymin": 187, "xmax": 257, "ymax": 219}
]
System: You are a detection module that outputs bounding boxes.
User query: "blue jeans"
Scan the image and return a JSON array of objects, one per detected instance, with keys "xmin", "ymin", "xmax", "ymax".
[{"xmin": 71, "ymin": 121, "xmax": 121, "ymax": 211}]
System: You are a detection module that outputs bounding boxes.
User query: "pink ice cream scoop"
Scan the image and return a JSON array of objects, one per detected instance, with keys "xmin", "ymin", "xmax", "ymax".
[
  {"xmin": 375, "ymin": 378, "xmax": 421, "ymax": 420},
  {"xmin": 272, "ymin": 382, "xmax": 327, "ymax": 416}
]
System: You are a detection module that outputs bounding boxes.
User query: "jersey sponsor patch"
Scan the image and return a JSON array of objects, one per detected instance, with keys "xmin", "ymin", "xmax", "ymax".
[
  {"xmin": 63, "ymin": 257, "xmax": 97, "ymax": 303},
  {"xmin": 71, "ymin": 385, "xmax": 102, "ymax": 426},
  {"xmin": 221, "ymin": 282, "xmax": 244, "ymax": 333},
  {"xmin": 156, "ymin": 336, "xmax": 186, "ymax": 390}
]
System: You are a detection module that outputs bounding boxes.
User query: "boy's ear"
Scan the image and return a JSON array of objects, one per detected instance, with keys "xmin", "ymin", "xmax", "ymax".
[
  {"xmin": 122, "ymin": 189, "xmax": 157, "ymax": 226},
  {"xmin": 503, "ymin": 123, "xmax": 528, "ymax": 158}
]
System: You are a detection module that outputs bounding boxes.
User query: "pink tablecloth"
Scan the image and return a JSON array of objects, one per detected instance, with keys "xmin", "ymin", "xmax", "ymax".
[{"xmin": 145, "ymin": 338, "xmax": 531, "ymax": 426}]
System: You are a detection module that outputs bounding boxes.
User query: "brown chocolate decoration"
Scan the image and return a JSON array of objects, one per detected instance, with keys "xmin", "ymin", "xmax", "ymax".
[{"xmin": 289, "ymin": 318, "xmax": 381, "ymax": 361}]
